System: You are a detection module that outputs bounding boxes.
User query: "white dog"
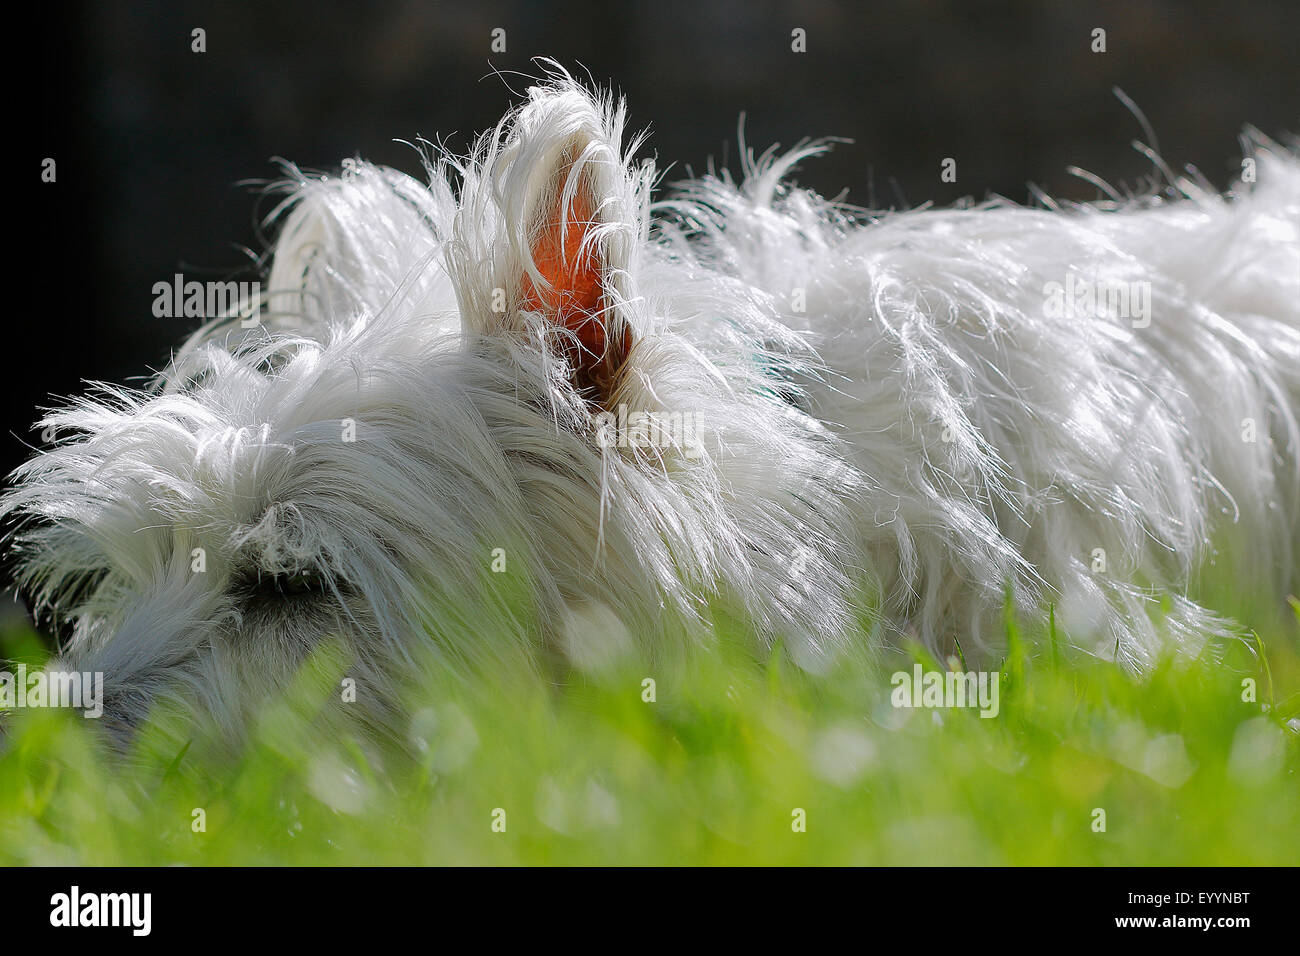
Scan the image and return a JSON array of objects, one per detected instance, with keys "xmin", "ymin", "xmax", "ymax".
[{"xmin": 5, "ymin": 68, "xmax": 1298, "ymax": 741}]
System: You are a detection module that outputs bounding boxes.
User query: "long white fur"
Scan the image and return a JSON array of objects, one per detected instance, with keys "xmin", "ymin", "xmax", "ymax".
[{"xmin": 4, "ymin": 66, "xmax": 1298, "ymax": 742}]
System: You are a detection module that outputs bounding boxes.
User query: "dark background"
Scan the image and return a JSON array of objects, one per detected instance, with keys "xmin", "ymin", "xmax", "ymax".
[{"xmin": 14, "ymin": 0, "xmax": 1300, "ymax": 485}]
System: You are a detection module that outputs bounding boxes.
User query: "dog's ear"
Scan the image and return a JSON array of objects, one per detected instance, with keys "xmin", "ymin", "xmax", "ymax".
[
  {"xmin": 457, "ymin": 80, "xmax": 649, "ymax": 404},
  {"xmin": 265, "ymin": 163, "xmax": 450, "ymax": 333},
  {"xmin": 516, "ymin": 147, "xmax": 633, "ymax": 399}
]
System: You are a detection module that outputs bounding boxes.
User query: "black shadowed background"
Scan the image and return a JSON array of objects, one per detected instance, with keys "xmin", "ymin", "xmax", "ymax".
[{"xmin": 13, "ymin": 0, "xmax": 1299, "ymax": 519}]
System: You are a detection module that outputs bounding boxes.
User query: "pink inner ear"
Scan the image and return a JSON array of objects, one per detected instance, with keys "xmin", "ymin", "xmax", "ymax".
[{"xmin": 520, "ymin": 182, "xmax": 631, "ymax": 396}]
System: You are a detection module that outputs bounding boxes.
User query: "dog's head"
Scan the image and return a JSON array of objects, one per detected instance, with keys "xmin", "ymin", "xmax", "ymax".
[{"xmin": 4, "ymin": 71, "xmax": 859, "ymax": 743}]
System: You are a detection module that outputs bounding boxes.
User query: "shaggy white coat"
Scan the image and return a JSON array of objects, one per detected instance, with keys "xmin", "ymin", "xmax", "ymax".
[{"xmin": 5, "ymin": 69, "xmax": 1298, "ymax": 739}]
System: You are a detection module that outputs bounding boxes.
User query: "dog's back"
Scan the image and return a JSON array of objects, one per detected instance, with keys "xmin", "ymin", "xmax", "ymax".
[{"xmin": 661, "ymin": 139, "xmax": 1300, "ymax": 663}]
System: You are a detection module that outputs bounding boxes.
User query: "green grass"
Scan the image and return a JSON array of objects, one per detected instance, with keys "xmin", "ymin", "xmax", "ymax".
[{"xmin": 2, "ymin": 603, "xmax": 1298, "ymax": 865}]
